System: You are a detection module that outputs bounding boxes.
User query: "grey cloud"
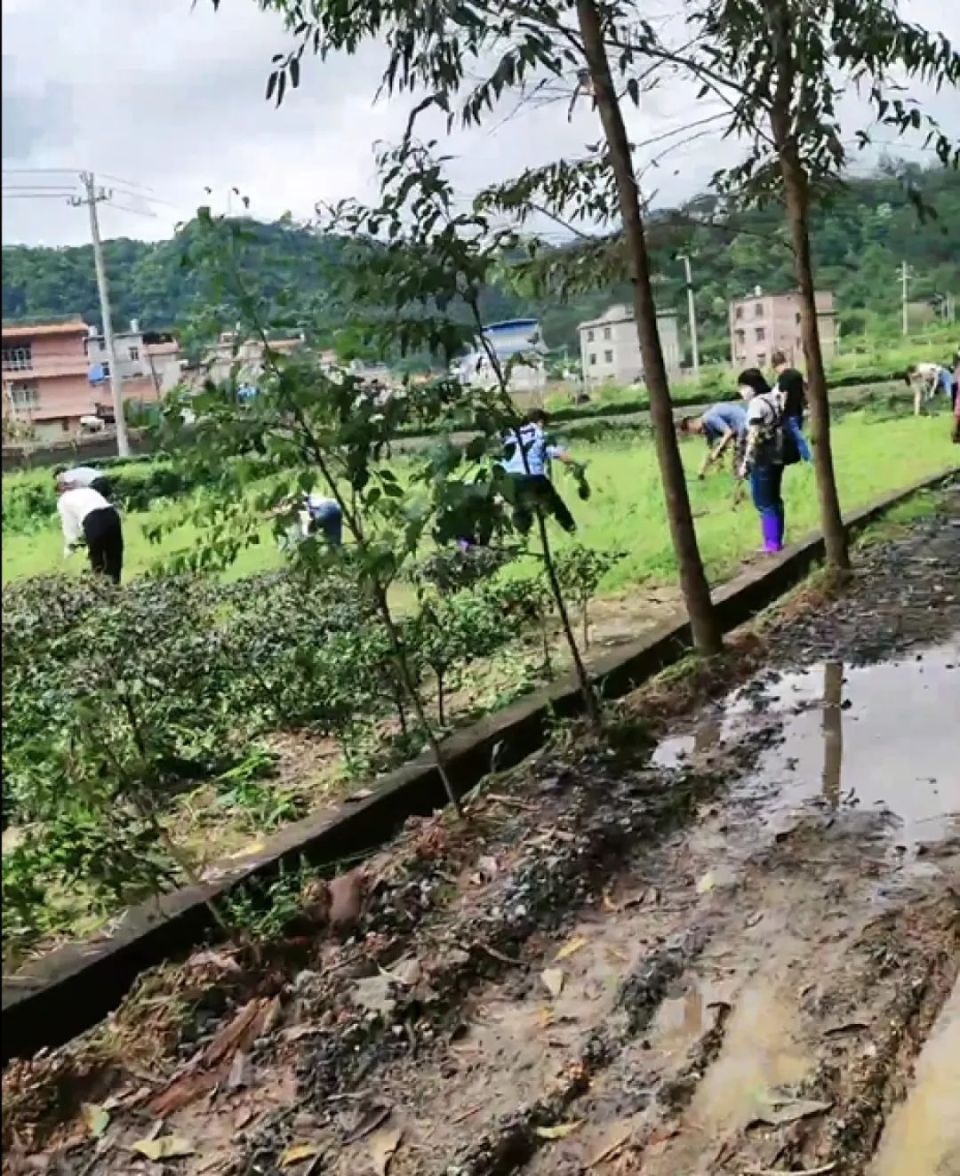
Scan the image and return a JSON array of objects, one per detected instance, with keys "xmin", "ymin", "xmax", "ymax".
[{"xmin": 1, "ymin": 0, "xmax": 957, "ymax": 247}]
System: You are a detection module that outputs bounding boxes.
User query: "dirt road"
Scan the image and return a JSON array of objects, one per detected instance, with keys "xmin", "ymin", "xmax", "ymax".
[{"xmin": 6, "ymin": 489, "xmax": 958, "ymax": 1176}]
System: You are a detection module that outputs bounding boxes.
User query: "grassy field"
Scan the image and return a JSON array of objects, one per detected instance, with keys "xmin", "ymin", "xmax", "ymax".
[{"xmin": 2, "ymin": 410, "xmax": 956, "ymax": 590}]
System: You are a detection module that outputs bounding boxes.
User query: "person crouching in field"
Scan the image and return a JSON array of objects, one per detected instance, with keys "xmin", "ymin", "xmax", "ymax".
[
  {"xmin": 905, "ymin": 362, "xmax": 954, "ymax": 416},
  {"xmin": 679, "ymin": 402, "xmax": 747, "ymax": 480},
  {"xmin": 57, "ymin": 477, "xmax": 124, "ymax": 585}
]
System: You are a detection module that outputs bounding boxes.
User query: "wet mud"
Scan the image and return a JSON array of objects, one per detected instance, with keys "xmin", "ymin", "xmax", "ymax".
[{"xmin": 5, "ymin": 490, "xmax": 959, "ymax": 1176}]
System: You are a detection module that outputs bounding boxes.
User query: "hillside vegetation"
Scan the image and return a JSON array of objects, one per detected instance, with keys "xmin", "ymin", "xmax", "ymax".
[{"xmin": 3, "ymin": 165, "xmax": 957, "ymax": 364}]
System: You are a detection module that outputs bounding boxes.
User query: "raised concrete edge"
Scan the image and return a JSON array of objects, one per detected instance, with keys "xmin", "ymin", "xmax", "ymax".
[{"xmin": 3, "ymin": 464, "xmax": 956, "ymax": 1062}]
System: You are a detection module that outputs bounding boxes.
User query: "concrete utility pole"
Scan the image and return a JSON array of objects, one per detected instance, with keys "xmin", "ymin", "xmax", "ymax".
[
  {"xmin": 70, "ymin": 173, "xmax": 130, "ymax": 457},
  {"xmin": 678, "ymin": 254, "xmax": 700, "ymax": 383},
  {"xmin": 898, "ymin": 261, "xmax": 911, "ymax": 338}
]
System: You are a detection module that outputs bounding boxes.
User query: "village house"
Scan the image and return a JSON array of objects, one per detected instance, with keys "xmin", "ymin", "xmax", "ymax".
[
  {"xmin": 729, "ymin": 288, "xmax": 837, "ymax": 370},
  {"xmin": 578, "ymin": 304, "xmax": 682, "ymax": 387}
]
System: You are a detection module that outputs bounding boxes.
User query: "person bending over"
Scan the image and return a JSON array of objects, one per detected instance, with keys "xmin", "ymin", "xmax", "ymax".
[
  {"xmin": 680, "ymin": 402, "xmax": 747, "ymax": 479},
  {"xmin": 57, "ymin": 478, "xmax": 124, "ymax": 585},
  {"xmin": 499, "ymin": 409, "xmax": 582, "ymax": 536}
]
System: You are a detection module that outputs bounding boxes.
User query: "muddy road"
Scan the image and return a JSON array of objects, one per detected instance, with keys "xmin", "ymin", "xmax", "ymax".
[{"xmin": 5, "ymin": 491, "xmax": 958, "ymax": 1176}]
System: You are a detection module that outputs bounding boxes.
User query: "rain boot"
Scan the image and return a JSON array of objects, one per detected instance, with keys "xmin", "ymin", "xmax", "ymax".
[{"xmin": 761, "ymin": 512, "xmax": 782, "ymax": 554}]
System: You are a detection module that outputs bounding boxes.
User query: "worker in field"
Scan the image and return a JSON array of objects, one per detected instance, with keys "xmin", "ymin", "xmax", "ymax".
[
  {"xmin": 499, "ymin": 409, "xmax": 587, "ymax": 536},
  {"xmin": 56, "ymin": 476, "xmax": 124, "ymax": 585},
  {"xmin": 679, "ymin": 402, "xmax": 747, "ymax": 479},
  {"xmin": 771, "ymin": 351, "xmax": 812, "ymax": 462},
  {"xmin": 54, "ymin": 464, "xmax": 112, "ymax": 497},
  {"xmin": 300, "ymin": 492, "xmax": 343, "ymax": 546},
  {"xmin": 905, "ymin": 362, "xmax": 954, "ymax": 416}
]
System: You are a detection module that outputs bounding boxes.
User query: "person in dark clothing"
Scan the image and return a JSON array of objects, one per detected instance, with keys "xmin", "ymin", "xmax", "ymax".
[
  {"xmin": 771, "ymin": 351, "xmax": 812, "ymax": 462},
  {"xmin": 57, "ymin": 481, "xmax": 124, "ymax": 585}
]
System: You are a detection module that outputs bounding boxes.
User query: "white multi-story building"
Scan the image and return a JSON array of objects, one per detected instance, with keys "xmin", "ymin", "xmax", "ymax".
[{"xmin": 578, "ymin": 304, "xmax": 681, "ymax": 387}]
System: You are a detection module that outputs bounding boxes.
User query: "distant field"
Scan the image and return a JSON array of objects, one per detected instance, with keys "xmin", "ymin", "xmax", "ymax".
[{"xmin": 3, "ymin": 410, "xmax": 956, "ymax": 590}]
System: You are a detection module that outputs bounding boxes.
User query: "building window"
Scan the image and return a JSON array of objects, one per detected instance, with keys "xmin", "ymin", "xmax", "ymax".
[
  {"xmin": 754, "ymin": 302, "xmax": 764, "ymax": 318},
  {"xmin": 755, "ymin": 327, "xmax": 766, "ymax": 342},
  {"xmin": 756, "ymin": 352, "xmax": 766, "ymax": 367},
  {"xmin": 735, "ymin": 306, "xmax": 743, "ymax": 321},
  {"xmin": 603, "ymin": 327, "xmax": 611, "ymax": 340},
  {"xmin": 2, "ymin": 345, "xmax": 33, "ymax": 371},
  {"xmin": 586, "ymin": 330, "xmax": 594, "ymax": 342},
  {"xmin": 129, "ymin": 346, "xmax": 140, "ymax": 362},
  {"xmin": 735, "ymin": 329, "xmax": 745, "ymax": 343},
  {"xmin": 8, "ymin": 379, "xmax": 39, "ymax": 408},
  {"xmin": 795, "ymin": 312, "xmax": 801, "ymax": 324},
  {"xmin": 589, "ymin": 353, "xmax": 597, "ymax": 365},
  {"xmin": 604, "ymin": 349, "xmax": 614, "ymax": 363}
]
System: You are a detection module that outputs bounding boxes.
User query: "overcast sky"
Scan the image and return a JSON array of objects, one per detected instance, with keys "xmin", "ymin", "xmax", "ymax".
[{"xmin": 2, "ymin": 0, "xmax": 958, "ymax": 247}]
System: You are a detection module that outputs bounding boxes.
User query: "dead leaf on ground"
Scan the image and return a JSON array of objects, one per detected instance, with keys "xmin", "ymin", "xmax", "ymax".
[
  {"xmin": 587, "ymin": 1128, "xmax": 633, "ymax": 1168},
  {"xmin": 353, "ymin": 974, "xmax": 396, "ymax": 1017},
  {"xmin": 554, "ymin": 936, "xmax": 588, "ymax": 962},
  {"xmin": 601, "ymin": 893, "xmax": 620, "ymax": 913},
  {"xmin": 541, "ymin": 969, "xmax": 565, "ymax": 999},
  {"xmin": 188, "ymin": 949, "xmax": 242, "ymax": 975},
  {"xmin": 345, "ymin": 788, "xmax": 375, "ymax": 802},
  {"xmin": 280, "ymin": 1142, "xmax": 323, "ymax": 1167},
  {"xmin": 203, "ymin": 998, "xmax": 268, "ymax": 1067},
  {"xmin": 534, "ymin": 1121, "xmax": 583, "ymax": 1140},
  {"xmin": 390, "ymin": 957, "xmax": 422, "ymax": 987},
  {"xmin": 81, "ymin": 1102, "xmax": 110, "ymax": 1138},
  {"xmin": 369, "ymin": 1125, "xmax": 404, "ymax": 1175},
  {"xmin": 623, "ymin": 886, "xmax": 658, "ymax": 908},
  {"xmin": 476, "ymin": 854, "xmax": 499, "ymax": 880},
  {"xmin": 749, "ymin": 1095, "xmax": 833, "ymax": 1127},
  {"xmin": 696, "ymin": 871, "xmax": 717, "ymax": 895},
  {"xmin": 329, "ymin": 868, "xmax": 364, "ymax": 930},
  {"xmin": 823, "ymin": 1020, "xmax": 869, "ymax": 1038},
  {"xmin": 132, "ymin": 1135, "xmax": 195, "ymax": 1161},
  {"xmin": 226, "ymin": 1050, "xmax": 251, "ymax": 1091},
  {"xmin": 342, "ymin": 1103, "xmax": 392, "ymax": 1145}
]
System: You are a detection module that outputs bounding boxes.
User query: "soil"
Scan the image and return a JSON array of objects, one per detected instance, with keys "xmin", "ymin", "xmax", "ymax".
[{"xmin": 4, "ymin": 489, "xmax": 958, "ymax": 1176}]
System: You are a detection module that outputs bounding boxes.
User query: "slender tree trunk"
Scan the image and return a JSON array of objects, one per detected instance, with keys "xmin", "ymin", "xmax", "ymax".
[
  {"xmin": 575, "ymin": 0, "xmax": 722, "ymax": 655},
  {"xmin": 777, "ymin": 149, "xmax": 850, "ymax": 569},
  {"xmin": 765, "ymin": 0, "xmax": 849, "ymax": 571}
]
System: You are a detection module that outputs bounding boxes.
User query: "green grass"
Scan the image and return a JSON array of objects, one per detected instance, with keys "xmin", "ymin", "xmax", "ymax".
[{"xmin": 2, "ymin": 411, "xmax": 956, "ymax": 590}]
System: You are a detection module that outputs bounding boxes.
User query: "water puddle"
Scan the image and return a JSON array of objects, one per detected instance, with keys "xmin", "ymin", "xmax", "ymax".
[
  {"xmin": 869, "ymin": 978, "xmax": 960, "ymax": 1176},
  {"xmin": 653, "ymin": 639, "xmax": 960, "ymax": 851}
]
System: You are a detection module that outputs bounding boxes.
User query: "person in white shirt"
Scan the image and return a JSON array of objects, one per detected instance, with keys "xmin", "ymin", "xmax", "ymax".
[
  {"xmin": 57, "ymin": 481, "xmax": 124, "ymax": 585},
  {"xmin": 905, "ymin": 362, "xmax": 954, "ymax": 416}
]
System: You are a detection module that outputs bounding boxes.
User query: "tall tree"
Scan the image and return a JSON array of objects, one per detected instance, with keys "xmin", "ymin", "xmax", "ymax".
[
  {"xmin": 230, "ymin": 0, "xmax": 724, "ymax": 654},
  {"xmin": 665, "ymin": 0, "xmax": 960, "ymax": 568}
]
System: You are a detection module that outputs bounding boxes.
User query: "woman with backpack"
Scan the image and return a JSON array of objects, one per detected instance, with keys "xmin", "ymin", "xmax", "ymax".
[{"xmin": 736, "ymin": 368, "xmax": 799, "ymax": 555}]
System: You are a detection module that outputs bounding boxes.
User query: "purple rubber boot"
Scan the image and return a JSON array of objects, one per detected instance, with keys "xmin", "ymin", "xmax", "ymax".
[{"xmin": 761, "ymin": 513, "xmax": 783, "ymax": 554}]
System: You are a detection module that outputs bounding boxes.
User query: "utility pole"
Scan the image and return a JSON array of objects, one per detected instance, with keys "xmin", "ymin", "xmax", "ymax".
[
  {"xmin": 678, "ymin": 254, "xmax": 700, "ymax": 383},
  {"xmin": 898, "ymin": 261, "xmax": 911, "ymax": 338},
  {"xmin": 70, "ymin": 173, "xmax": 130, "ymax": 457}
]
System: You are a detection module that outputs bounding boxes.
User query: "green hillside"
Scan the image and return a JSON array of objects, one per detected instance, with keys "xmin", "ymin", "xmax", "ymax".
[{"xmin": 2, "ymin": 164, "xmax": 957, "ymax": 363}]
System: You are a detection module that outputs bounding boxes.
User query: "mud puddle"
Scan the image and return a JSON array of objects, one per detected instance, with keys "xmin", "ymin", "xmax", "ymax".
[{"xmin": 655, "ymin": 639, "xmax": 960, "ymax": 851}]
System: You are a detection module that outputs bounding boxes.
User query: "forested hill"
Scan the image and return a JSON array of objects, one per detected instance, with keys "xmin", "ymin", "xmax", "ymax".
[{"xmin": 3, "ymin": 165, "xmax": 957, "ymax": 361}]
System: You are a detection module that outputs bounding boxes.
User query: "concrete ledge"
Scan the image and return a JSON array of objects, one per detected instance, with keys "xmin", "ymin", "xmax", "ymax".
[{"xmin": 3, "ymin": 465, "xmax": 956, "ymax": 1063}]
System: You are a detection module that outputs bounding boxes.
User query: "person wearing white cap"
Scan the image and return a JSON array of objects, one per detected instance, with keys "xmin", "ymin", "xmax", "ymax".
[{"xmin": 56, "ymin": 477, "xmax": 124, "ymax": 585}]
